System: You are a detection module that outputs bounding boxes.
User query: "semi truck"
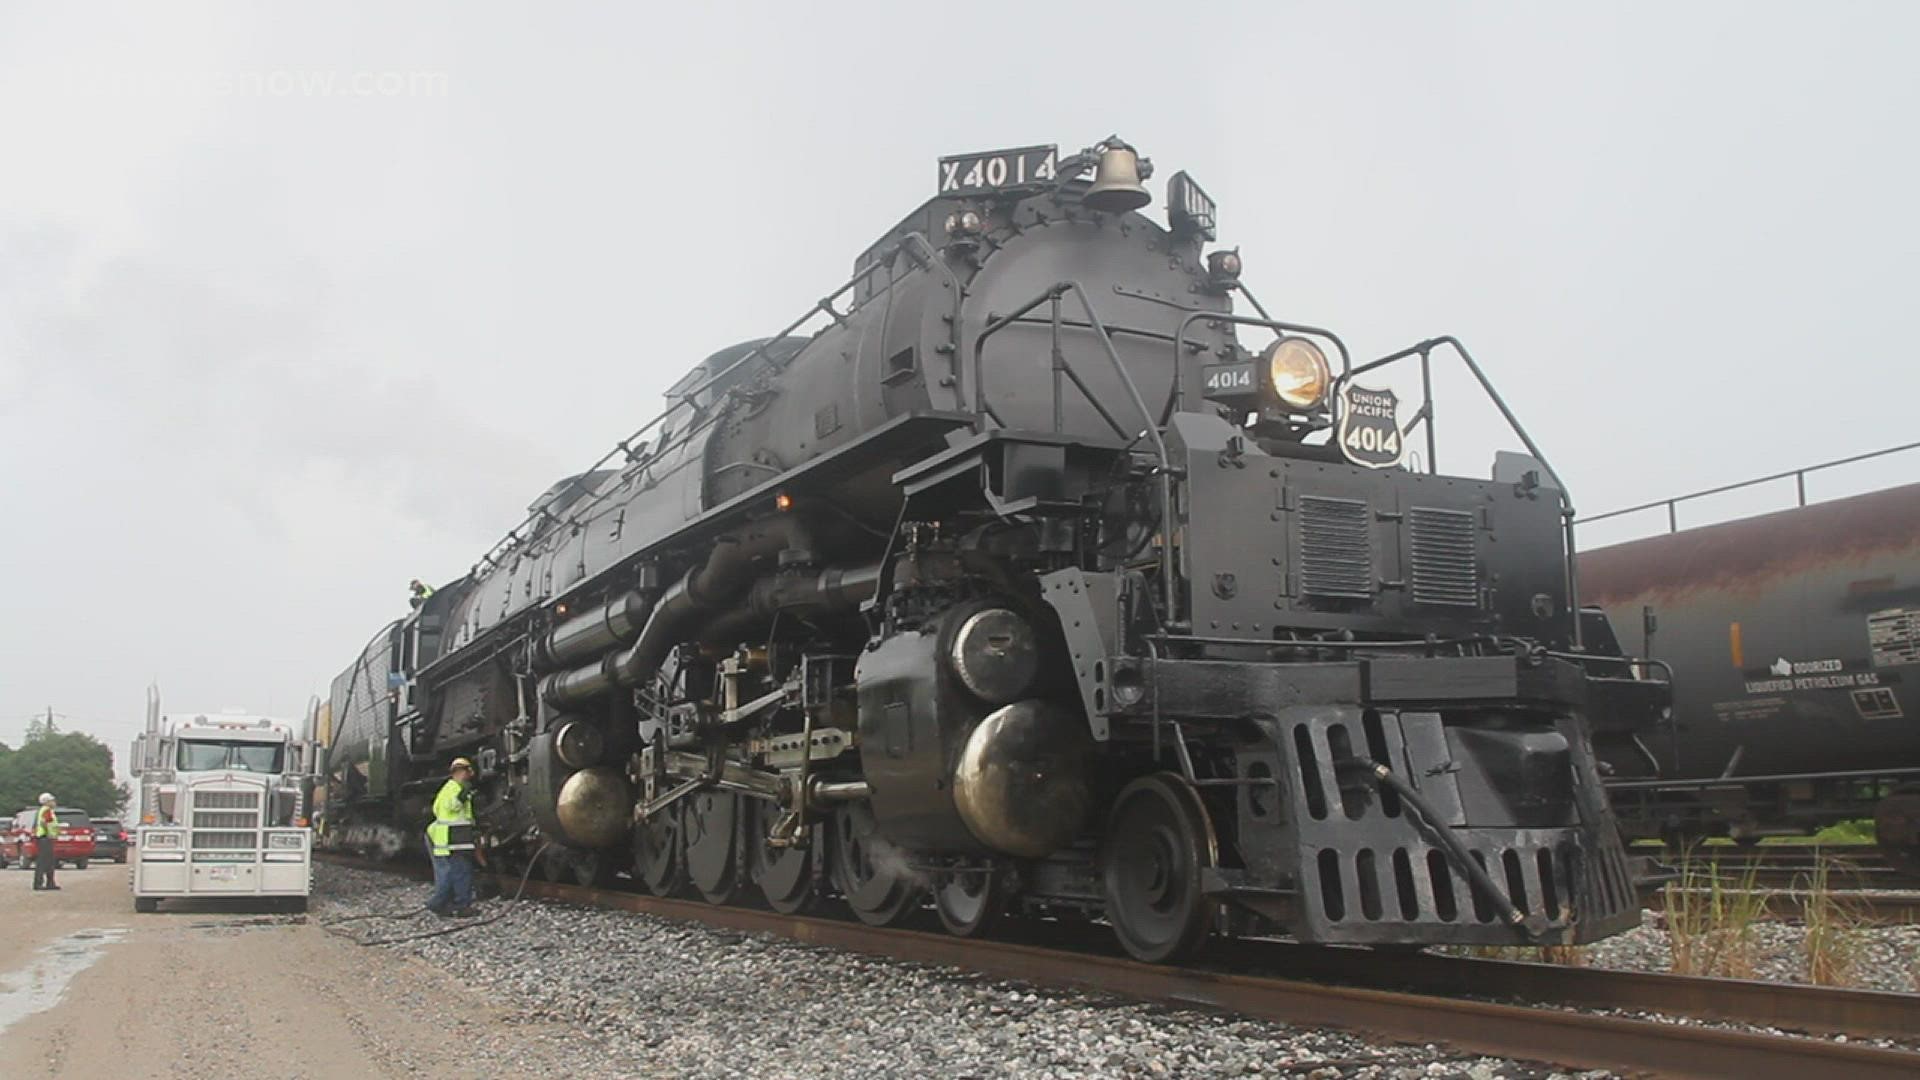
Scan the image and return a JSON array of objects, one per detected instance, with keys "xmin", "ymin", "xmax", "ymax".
[{"xmin": 129, "ymin": 689, "xmax": 319, "ymax": 912}]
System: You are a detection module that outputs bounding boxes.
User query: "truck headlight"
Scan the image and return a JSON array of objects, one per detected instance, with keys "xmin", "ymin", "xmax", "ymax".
[
  {"xmin": 144, "ymin": 831, "xmax": 183, "ymax": 850},
  {"xmin": 267, "ymin": 832, "xmax": 304, "ymax": 850},
  {"xmin": 1264, "ymin": 337, "xmax": 1331, "ymax": 411}
]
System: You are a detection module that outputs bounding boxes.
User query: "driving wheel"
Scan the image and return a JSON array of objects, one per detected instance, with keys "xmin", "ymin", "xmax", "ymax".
[
  {"xmin": 634, "ymin": 802, "xmax": 686, "ymax": 897},
  {"xmin": 830, "ymin": 801, "xmax": 919, "ymax": 926},
  {"xmin": 1100, "ymin": 773, "xmax": 1217, "ymax": 963},
  {"xmin": 749, "ymin": 800, "xmax": 818, "ymax": 914},
  {"xmin": 684, "ymin": 790, "xmax": 740, "ymax": 905}
]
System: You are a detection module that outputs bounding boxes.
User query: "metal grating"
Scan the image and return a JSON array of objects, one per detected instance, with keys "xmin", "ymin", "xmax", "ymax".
[
  {"xmin": 194, "ymin": 791, "xmax": 261, "ymax": 810},
  {"xmin": 1408, "ymin": 507, "xmax": 1479, "ymax": 606},
  {"xmin": 193, "ymin": 811, "xmax": 257, "ymax": 829},
  {"xmin": 1298, "ymin": 496, "xmax": 1373, "ymax": 599}
]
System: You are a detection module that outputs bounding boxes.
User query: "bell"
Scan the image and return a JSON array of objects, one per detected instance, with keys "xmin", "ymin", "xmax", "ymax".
[{"xmin": 1082, "ymin": 139, "xmax": 1151, "ymax": 213}]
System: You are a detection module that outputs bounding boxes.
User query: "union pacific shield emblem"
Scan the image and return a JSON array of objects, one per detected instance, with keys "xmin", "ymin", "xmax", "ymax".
[{"xmin": 1337, "ymin": 384, "xmax": 1403, "ymax": 469}]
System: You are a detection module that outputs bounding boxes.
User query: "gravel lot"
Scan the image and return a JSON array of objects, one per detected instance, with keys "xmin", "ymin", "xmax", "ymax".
[{"xmin": 316, "ymin": 864, "xmax": 1612, "ymax": 1080}]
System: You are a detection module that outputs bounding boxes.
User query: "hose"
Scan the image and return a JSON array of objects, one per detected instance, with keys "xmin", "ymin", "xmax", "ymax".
[
  {"xmin": 1332, "ymin": 758, "xmax": 1547, "ymax": 940},
  {"xmin": 320, "ymin": 844, "xmax": 549, "ymax": 947}
]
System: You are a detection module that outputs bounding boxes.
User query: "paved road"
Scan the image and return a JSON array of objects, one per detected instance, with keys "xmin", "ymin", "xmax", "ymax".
[{"xmin": 0, "ymin": 859, "xmax": 591, "ymax": 1079}]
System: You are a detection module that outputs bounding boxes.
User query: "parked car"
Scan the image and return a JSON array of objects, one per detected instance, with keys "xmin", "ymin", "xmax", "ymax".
[
  {"xmin": 90, "ymin": 818, "xmax": 129, "ymax": 863},
  {"xmin": 0, "ymin": 808, "xmax": 97, "ymax": 869}
]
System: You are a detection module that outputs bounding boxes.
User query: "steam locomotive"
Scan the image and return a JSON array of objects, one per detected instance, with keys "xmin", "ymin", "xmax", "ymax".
[
  {"xmin": 322, "ymin": 136, "xmax": 1659, "ymax": 960},
  {"xmin": 1581, "ymin": 462, "xmax": 1920, "ymax": 864}
]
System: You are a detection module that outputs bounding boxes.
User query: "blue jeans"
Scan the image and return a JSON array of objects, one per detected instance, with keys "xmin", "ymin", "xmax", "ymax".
[{"xmin": 427, "ymin": 852, "xmax": 474, "ymax": 912}]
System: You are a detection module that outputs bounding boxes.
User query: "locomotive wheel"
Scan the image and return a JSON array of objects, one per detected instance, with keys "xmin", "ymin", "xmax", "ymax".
[
  {"xmin": 749, "ymin": 800, "xmax": 818, "ymax": 914},
  {"xmin": 540, "ymin": 848, "xmax": 569, "ymax": 883},
  {"xmin": 831, "ymin": 801, "xmax": 919, "ymax": 926},
  {"xmin": 1100, "ymin": 773, "xmax": 1217, "ymax": 963},
  {"xmin": 634, "ymin": 802, "xmax": 686, "ymax": 897},
  {"xmin": 685, "ymin": 790, "xmax": 740, "ymax": 905},
  {"xmin": 933, "ymin": 866, "xmax": 1004, "ymax": 938}
]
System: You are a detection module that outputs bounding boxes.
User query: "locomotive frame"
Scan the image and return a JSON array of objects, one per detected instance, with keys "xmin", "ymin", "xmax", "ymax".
[{"xmin": 322, "ymin": 136, "xmax": 1663, "ymax": 960}]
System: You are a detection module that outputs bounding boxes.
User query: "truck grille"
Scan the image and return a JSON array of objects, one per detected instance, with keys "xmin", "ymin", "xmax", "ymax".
[
  {"xmin": 1408, "ymin": 507, "xmax": 1479, "ymax": 606},
  {"xmin": 1298, "ymin": 496, "xmax": 1373, "ymax": 599},
  {"xmin": 192, "ymin": 831, "xmax": 256, "ymax": 850},
  {"xmin": 193, "ymin": 811, "xmax": 258, "ymax": 829}
]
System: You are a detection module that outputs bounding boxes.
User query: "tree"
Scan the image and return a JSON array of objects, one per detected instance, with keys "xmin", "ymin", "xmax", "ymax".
[{"xmin": 0, "ymin": 730, "xmax": 129, "ymax": 816}]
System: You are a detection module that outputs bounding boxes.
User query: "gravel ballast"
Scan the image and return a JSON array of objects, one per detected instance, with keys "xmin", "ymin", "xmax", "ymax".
[{"xmin": 315, "ymin": 864, "xmax": 1609, "ymax": 1080}]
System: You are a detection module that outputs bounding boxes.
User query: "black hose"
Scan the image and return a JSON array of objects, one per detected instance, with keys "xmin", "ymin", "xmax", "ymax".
[
  {"xmin": 1333, "ymin": 758, "xmax": 1546, "ymax": 940},
  {"xmin": 321, "ymin": 843, "xmax": 549, "ymax": 947}
]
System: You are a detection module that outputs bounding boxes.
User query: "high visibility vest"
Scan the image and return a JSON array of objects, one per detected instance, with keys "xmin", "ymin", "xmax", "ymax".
[
  {"xmin": 34, "ymin": 806, "xmax": 57, "ymax": 838},
  {"xmin": 414, "ymin": 583, "xmax": 435, "ymax": 599},
  {"xmin": 425, "ymin": 779, "xmax": 475, "ymax": 856}
]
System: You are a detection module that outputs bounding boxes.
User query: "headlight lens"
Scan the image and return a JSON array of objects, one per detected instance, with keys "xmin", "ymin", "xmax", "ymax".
[
  {"xmin": 144, "ymin": 831, "xmax": 183, "ymax": 850},
  {"xmin": 267, "ymin": 832, "xmax": 304, "ymax": 850},
  {"xmin": 1264, "ymin": 337, "xmax": 1331, "ymax": 410}
]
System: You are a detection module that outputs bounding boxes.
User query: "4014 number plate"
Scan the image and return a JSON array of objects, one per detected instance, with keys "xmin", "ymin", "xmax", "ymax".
[{"xmin": 938, "ymin": 144, "xmax": 1058, "ymax": 196}]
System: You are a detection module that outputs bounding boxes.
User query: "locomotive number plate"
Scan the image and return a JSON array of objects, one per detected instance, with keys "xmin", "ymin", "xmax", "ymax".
[
  {"xmin": 938, "ymin": 144, "xmax": 1058, "ymax": 196},
  {"xmin": 1201, "ymin": 362, "xmax": 1258, "ymax": 398},
  {"xmin": 1337, "ymin": 383, "xmax": 1404, "ymax": 469}
]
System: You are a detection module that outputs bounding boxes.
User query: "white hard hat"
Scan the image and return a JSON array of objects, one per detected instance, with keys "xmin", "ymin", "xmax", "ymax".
[{"xmin": 37, "ymin": 793, "xmax": 54, "ymax": 804}]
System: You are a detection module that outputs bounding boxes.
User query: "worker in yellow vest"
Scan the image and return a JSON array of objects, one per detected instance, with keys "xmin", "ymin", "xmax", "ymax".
[
  {"xmin": 33, "ymin": 793, "xmax": 60, "ymax": 892},
  {"xmin": 425, "ymin": 757, "xmax": 482, "ymax": 917}
]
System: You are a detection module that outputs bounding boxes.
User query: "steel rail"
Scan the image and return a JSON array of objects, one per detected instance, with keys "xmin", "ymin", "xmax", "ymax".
[{"xmin": 317, "ymin": 854, "xmax": 1920, "ymax": 1078}]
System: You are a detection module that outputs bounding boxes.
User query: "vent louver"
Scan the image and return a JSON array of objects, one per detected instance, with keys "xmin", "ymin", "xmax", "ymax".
[
  {"xmin": 1409, "ymin": 507, "xmax": 1479, "ymax": 606},
  {"xmin": 1298, "ymin": 496, "xmax": 1373, "ymax": 599}
]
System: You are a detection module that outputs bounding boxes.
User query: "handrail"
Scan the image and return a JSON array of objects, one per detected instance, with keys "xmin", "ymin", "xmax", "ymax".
[
  {"xmin": 970, "ymin": 281, "xmax": 1180, "ymax": 621},
  {"xmin": 1580, "ymin": 440, "xmax": 1920, "ymax": 531},
  {"xmin": 464, "ymin": 232, "xmax": 956, "ymax": 581},
  {"xmin": 1335, "ymin": 335, "xmax": 1583, "ymax": 647}
]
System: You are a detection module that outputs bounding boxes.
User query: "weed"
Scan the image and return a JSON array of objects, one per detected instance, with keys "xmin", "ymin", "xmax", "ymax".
[
  {"xmin": 1801, "ymin": 856, "xmax": 1862, "ymax": 986},
  {"xmin": 1663, "ymin": 846, "xmax": 1767, "ymax": 978}
]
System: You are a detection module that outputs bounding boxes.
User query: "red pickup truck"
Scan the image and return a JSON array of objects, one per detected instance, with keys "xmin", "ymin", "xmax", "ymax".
[{"xmin": 0, "ymin": 808, "xmax": 97, "ymax": 870}]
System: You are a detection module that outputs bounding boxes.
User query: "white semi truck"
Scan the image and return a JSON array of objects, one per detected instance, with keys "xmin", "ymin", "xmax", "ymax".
[{"xmin": 129, "ymin": 689, "xmax": 319, "ymax": 912}]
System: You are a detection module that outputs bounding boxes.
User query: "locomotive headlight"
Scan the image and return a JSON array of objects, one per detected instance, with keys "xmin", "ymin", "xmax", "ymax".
[{"xmin": 1263, "ymin": 337, "xmax": 1331, "ymax": 411}]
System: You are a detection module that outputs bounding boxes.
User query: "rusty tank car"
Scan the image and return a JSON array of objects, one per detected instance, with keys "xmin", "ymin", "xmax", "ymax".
[
  {"xmin": 1580, "ymin": 448, "xmax": 1920, "ymax": 862},
  {"xmin": 321, "ymin": 136, "xmax": 1663, "ymax": 960}
]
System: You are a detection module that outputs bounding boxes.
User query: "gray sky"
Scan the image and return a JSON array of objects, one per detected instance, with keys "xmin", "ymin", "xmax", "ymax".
[{"xmin": 3, "ymin": 3, "xmax": 1917, "ymax": 767}]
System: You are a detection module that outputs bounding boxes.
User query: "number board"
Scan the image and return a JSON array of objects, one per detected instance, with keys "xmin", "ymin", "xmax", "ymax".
[
  {"xmin": 1201, "ymin": 362, "xmax": 1258, "ymax": 399},
  {"xmin": 1167, "ymin": 171, "xmax": 1216, "ymax": 240},
  {"xmin": 938, "ymin": 144, "xmax": 1058, "ymax": 197},
  {"xmin": 1337, "ymin": 384, "xmax": 1404, "ymax": 469}
]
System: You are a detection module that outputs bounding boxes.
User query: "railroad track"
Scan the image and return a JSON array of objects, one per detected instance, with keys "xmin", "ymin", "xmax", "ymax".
[
  {"xmin": 317, "ymin": 853, "xmax": 1920, "ymax": 1079},
  {"xmin": 1655, "ymin": 845, "xmax": 1917, "ymax": 885}
]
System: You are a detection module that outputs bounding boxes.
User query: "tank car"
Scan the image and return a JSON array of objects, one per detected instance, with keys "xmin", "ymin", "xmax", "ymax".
[
  {"xmin": 1581, "ymin": 461, "xmax": 1920, "ymax": 862},
  {"xmin": 323, "ymin": 136, "xmax": 1661, "ymax": 960}
]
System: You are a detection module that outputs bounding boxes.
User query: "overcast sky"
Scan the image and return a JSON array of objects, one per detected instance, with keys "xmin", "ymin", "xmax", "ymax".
[{"xmin": 3, "ymin": 3, "xmax": 1916, "ymax": 768}]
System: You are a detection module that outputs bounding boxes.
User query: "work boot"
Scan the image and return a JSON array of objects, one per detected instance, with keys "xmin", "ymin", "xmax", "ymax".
[{"xmin": 449, "ymin": 908, "xmax": 477, "ymax": 918}]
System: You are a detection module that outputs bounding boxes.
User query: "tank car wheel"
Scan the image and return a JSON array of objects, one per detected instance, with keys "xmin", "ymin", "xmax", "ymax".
[
  {"xmin": 540, "ymin": 848, "xmax": 570, "ymax": 883},
  {"xmin": 1874, "ymin": 787, "xmax": 1920, "ymax": 875},
  {"xmin": 1100, "ymin": 773, "xmax": 1217, "ymax": 964},
  {"xmin": 830, "ymin": 801, "xmax": 919, "ymax": 927},
  {"xmin": 933, "ymin": 866, "xmax": 1004, "ymax": 938},
  {"xmin": 634, "ymin": 802, "xmax": 686, "ymax": 897},
  {"xmin": 748, "ymin": 800, "xmax": 818, "ymax": 914},
  {"xmin": 685, "ymin": 790, "xmax": 740, "ymax": 905}
]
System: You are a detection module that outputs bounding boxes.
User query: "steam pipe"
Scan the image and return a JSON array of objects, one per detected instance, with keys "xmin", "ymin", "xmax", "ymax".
[
  {"xmin": 534, "ymin": 590, "xmax": 653, "ymax": 671},
  {"xmin": 539, "ymin": 517, "xmax": 817, "ymax": 708}
]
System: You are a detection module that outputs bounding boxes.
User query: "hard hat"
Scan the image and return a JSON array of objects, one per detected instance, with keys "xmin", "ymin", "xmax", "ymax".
[
  {"xmin": 38, "ymin": 792, "xmax": 54, "ymax": 804},
  {"xmin": 450, "ymin": 757, "xmax": 474, "ymax": 770}
]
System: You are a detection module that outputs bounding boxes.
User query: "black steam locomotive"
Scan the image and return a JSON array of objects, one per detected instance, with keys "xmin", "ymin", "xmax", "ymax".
[{"xmin": 323, "ymin": 136, "xmax": 1658, "ymax": 960}]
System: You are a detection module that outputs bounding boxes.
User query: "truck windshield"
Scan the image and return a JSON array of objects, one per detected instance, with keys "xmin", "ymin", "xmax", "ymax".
[{"xmin": 176, "ymin": 740, "xmax": 285, "ymax": 773}]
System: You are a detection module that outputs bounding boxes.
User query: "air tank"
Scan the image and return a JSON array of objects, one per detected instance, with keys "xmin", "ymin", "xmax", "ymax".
[{"xmin": 1579, "ymin": 482, "xmax": 1920, "ymax": 780}]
